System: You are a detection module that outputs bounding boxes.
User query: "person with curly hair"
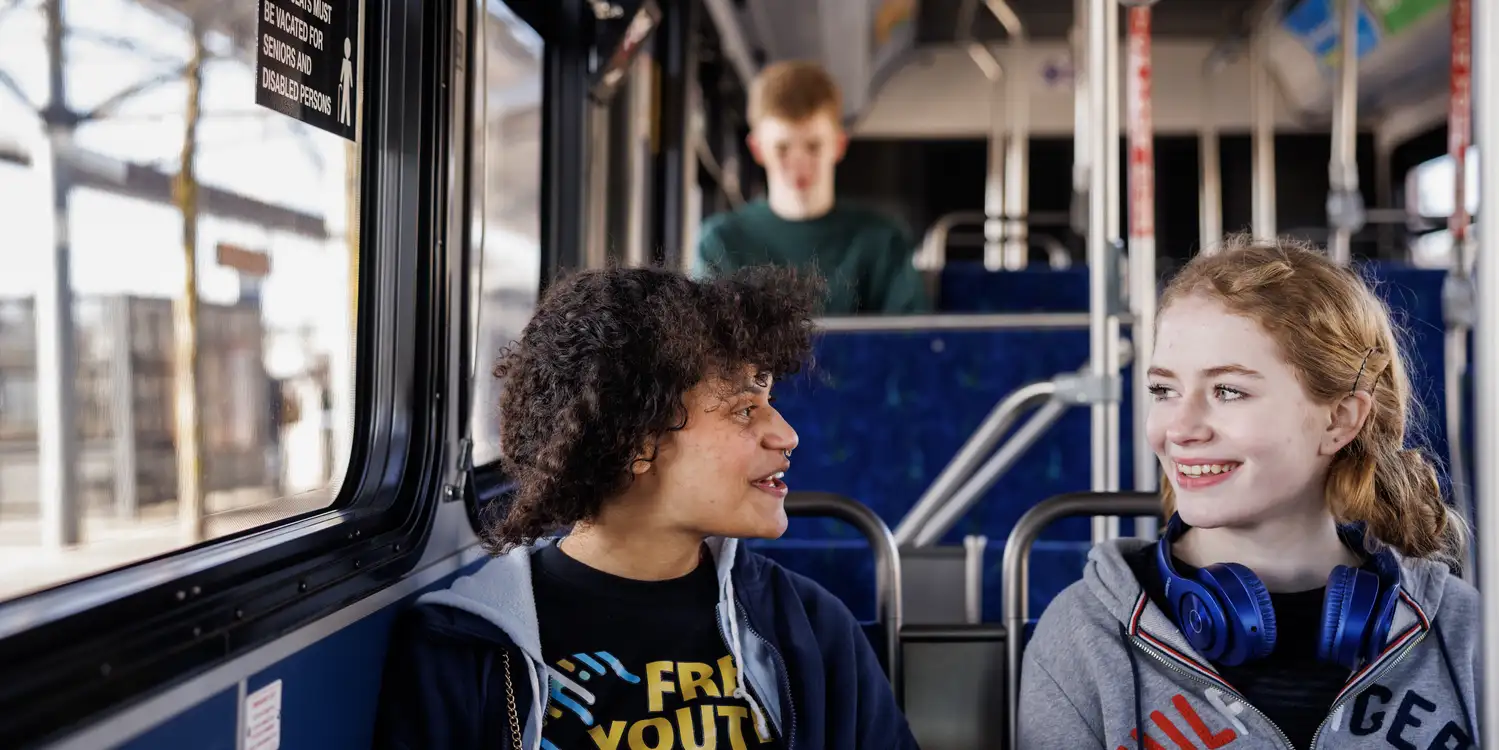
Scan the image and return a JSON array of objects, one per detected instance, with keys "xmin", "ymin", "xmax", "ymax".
[{"xmin": 375, "ymin": 264, "xmax": 918, "ymax": 750}]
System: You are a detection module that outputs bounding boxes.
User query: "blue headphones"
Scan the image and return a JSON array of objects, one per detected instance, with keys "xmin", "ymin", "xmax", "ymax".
[{"xmin": 1155, "ymin": 513, "xmax": 1401, "ymax": 669}]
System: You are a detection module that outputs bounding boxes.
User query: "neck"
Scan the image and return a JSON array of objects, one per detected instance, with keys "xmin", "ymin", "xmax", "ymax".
[
  {"xmin": 1172, "ymin": 506, "xmax": 1362, "ymax": 593},
  {"xmin": 766, "ymin": 186, "xmax": 834, "ymax": 221},
  {"xmin": 558, "ymin": 517, "xmax": 707, "ymax": 582}
]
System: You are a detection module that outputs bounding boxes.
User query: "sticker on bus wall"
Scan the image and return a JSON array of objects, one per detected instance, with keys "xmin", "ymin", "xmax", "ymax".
[
  {"xmin": 255, "ymin": 0, "xmax": 362, "ymax": 141},
  {"xmin": 244, "ymin": 679, "xmax": 283, "ymax": 750}
]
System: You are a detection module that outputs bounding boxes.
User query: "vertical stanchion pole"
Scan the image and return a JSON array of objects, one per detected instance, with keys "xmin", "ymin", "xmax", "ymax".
[
  {"xmin": 1070, "ymin": 0, "xmax": 1090, "ymax": 244},
  {"xmin": 1470, "ymin": 0, "xmax": 1499, "ymax": 741},
  {"xmin": 1003, "ymin": 20, "xmax": 1029, "ymax": 270},
  {"xmin": 1249, "ymin": 14, "xmax": 1276, "ymax": 239},
  {"xmin": 1087, "ymin": 0, "xmax": 1120, "ymax": 543},
  {"xmin": 1199, "ymin": 53, "xmax": 1223, "ymax": 253},
  {"xmin": 1326, "ymin": 0, "xmax": 1363, "ymax": 265},
  {"xmin": 1444, "ymin": 0, "xmax": 1477, "ymax": 582},
  {"xmin": 1126, "ymin": 3, "xmax": 1157, "ymax": 538}
]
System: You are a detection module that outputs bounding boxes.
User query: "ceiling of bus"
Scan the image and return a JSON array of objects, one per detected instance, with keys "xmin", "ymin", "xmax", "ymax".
[
  {"xmin": 917, "ymin": 0, "xmax": 1261, "ymax": 42},
  {"xmin": 734, "ymin": 0, "xmax": 1455, "ymax": 139}
]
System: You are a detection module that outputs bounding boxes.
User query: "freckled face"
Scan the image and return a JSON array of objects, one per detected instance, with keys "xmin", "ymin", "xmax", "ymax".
[{"xmin": 1146, "ymin": 294, "xmax": 1333, "ymax": 529}]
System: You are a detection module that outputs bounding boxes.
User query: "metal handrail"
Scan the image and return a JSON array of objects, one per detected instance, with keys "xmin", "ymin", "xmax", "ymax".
[
  {"xmin": 815, "ymin": 311, "xmax": 1137, "ymax": 333},
  {"xmin": 783, "ymin": 491, "xmax": 903, "ymax": 689},
  {"xmin": 939, "ymin": 232, "xmax": 1075, "ymax": 269},
  {"xmin": 915, "ymin": 210, "xmax": 1072, "ymax": 271},
  {"xmin": 893, "ymin": 381, "xmax": 1056, "ymax": 547},
  {"xmin": 899, "ymin": 339, "xmax": 1135, "ymax": 549},
  {"xmin": 1002, "ymin": 491, "xmax": 1160, "ymax": 749}
]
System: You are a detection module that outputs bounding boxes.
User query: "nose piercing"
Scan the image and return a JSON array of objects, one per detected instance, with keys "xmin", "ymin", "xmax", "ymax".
[{"xmin": 783, "ymin": 449, "xmax": 793, "ymax": 458}]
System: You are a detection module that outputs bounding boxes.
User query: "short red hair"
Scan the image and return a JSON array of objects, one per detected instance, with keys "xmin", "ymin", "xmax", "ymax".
[{"xmin": 748, "ymin": 61, "xmax": 842, "ymax": 125}]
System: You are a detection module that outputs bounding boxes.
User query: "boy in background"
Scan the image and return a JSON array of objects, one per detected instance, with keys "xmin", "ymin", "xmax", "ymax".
[{"xmin": 696, "ymin": 61, "xmax": 929, "ymax": 315}]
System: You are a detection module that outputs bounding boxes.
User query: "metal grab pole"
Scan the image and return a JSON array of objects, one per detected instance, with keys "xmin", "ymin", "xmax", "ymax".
[
  {"xmin": 1087, "ymin": 0, "xmax": 1111, "ymax": 542},
  {"xmin": 997, "ymin": 2, "xmax": 1030, "ymax": 270},
  {"xmin": 1444, "ymin": 0, "xmax": 1477, "ymax": 582},
  {"xmin": 984, "ymin": 74, "xmax": 1005, "ymax": 270},
  {"xmin": 1199, "ymin": 51, "xmax": 1225, "ymax": 252},
  {"xmin": 1326, "ymin": 0, "xmax": 1364, "ymax": 264},
  {"xmin": 958, "ymin": 0, "xmax": 1028, "ymax": 271},
  {"xmin": 1088, "ymin": 0, "xmax": 1124, "ymax": 543},
  {"xmin": 1125, "ymin": 2, "xmax": 1158, "ymax": 539},
  {"xmin": 1070, "ymin": 0, "xmax": 1091, "ymax": 241},
  {"xmin": 1472, "ymin": 0, "xmax": 1499, "ymax": 743},
  {"xmin": 1250, "ymin": 12, "xmax": 1276, "ymax": 239}
]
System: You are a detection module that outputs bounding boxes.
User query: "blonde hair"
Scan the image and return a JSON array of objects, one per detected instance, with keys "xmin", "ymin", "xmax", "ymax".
[
  {"xmin": 1157, "ymin": 234, "xmax": 1467, "ymax": 565},
  {"xmin": 748, "ymin": 61, "xmax": 842, "ymax": 125}
]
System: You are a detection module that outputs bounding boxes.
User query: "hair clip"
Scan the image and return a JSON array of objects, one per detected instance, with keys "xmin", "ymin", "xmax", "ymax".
[{"xmin": 1351, "ymin": 347, "xmax": 1377, "ymax": 395}]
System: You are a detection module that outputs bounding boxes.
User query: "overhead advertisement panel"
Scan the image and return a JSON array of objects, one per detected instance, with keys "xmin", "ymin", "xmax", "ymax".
[
  {"xmin": 1373, "ymin": 0, "xmax": 1448, "ymax": 35},
  {"xmin": 1268, "ymin": 0, "xmax": 1453, "ymax": 120},
  {"xmin": 1281, "ymin": 0, "xmax": 1383, "ymax": 67}
]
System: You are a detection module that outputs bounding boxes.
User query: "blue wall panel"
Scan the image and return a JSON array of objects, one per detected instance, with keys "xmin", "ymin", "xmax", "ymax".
[
  {"xmin": 116, "ymin": 556, "xmax": 486, "ymax": 749},
  {"xmin": 116, "ymin": 686, "xmax": 238, "ymax": 750},
  {"xmin": 245, "ymin": 607, "xmax": 401, "ymax": 750}
]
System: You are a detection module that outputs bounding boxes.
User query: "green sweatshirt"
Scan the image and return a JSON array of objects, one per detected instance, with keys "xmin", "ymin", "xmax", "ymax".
[{"xmin": 694, "ymin": 200, "xmax": 930, "ymax": 315}]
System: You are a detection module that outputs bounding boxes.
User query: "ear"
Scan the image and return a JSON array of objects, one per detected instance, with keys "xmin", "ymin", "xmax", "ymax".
[
  {"xmin": 745, "ymin": 131, "xmax": 766, "ymax": 166},
  {"xmin": 630, "ymin": 439, "xmax": 662, "ymax": 475},
  {"xmin": 1321, "ymin": 391, "xmax": 1374, "ymax": 455}
]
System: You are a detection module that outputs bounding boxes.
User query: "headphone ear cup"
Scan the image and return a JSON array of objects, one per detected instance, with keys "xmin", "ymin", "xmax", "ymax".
[
  {"xmin": 1320, "ymin": 565, "xmax": 1383, "ymax": 669},
  {"xmin": 1197, "ymin": 563, "xmax": 1277, "ymax": 666}
]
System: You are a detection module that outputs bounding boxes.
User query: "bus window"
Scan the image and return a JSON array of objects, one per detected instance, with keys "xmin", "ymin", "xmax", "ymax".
[
  {"xmin": 468, "ymin": 2, "xmax": 543, "ymax": 469},
  {"xmin": 0, "ymin": 0, "xmax": 361, "ymax": 602}
]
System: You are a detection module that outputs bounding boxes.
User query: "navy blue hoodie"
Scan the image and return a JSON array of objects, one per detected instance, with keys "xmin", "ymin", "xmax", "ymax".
[{"xmin": 373, "ymin": 537, "xmax": 918, "ymax": 749}]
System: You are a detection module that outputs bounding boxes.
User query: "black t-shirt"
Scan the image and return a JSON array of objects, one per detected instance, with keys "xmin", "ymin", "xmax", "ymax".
[
  {"xmin": 531, "ymin": 543, "xmax": 784, "ymax": 749},
  {"xmin": 1124, "ymin": 544, "xmax": 1354, "ymax": 749}
]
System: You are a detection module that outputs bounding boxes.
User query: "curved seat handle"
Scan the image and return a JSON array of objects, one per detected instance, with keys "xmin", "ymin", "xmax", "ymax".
[
  {"xmin": 1002, "ymin": 491, "xmax": 1160, "ymax": 749},
  {"xmin": 783, "ymin": 491, "xmax": 903, "ymax": 691}
]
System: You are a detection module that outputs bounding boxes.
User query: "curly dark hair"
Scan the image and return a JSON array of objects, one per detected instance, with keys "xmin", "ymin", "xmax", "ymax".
[{"xmin": 483, "ymin": 263, "xmax": 826, "ymax": 554}]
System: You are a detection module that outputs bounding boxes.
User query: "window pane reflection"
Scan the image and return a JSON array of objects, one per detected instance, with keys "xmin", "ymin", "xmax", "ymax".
[
  {"xmin": 468, "ymin": 3, "xmax": 542, "ymax": 469},
  {"xmin": 0, "ymin": 0, "xmax": 362, "ymax": 601}
]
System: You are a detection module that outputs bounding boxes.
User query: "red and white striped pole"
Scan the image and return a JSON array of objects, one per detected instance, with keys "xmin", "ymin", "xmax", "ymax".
[
  {"xmin": 1443, "ymin": 0, "xmax": 1477, "ymax": 582},
  {"xmin": 1451, "ymin": 0, "xmax": 1472, "ymax": 252},
  {"xmin": 1125, "ymin": 1, "xmax": 1157, "ymax": 537}
]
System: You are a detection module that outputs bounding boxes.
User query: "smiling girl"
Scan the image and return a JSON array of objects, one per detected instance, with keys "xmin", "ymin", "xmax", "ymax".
[{"xmin": 1018, "ymin": 236, "xmax": 1481, "ymax": 749}]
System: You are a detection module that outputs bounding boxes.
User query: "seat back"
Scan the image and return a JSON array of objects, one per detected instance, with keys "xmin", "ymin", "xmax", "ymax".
[
  {"xmin": 1002, "ymin": 492, "xmax": 1160, "ymax": 749},
  {"xmin": 783, "ymin": 491, "xmax": 903, "ymax": 689},
  {"xmin": 900, "ymin": 624, "xmax": 1008, "ymax": 750}
]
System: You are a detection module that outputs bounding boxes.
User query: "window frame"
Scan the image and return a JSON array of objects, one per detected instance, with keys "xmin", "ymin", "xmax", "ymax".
[
  {"xmin": 463, "ymin": 0, "xmax": 584, "ymax": 537},
  {"xmin": 0, "ymin": 0, "xmax": 455, "ymax": 744}
]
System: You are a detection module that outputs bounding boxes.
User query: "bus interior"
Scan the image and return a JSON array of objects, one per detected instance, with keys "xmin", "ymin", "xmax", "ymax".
[{"xmin": 0, "ymin": 0, "xmax": 1495, "ymax": 747}]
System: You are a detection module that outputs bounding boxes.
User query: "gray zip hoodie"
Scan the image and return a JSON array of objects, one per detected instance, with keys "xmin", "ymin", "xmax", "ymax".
[{"xmin": 1018, "ymin": 538, "xmax": 1484, "ymax": 749}]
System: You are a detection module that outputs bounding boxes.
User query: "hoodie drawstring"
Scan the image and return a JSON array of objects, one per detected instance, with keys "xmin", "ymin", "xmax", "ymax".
[
  {"xmin": 721, "ymin": 575, "xmax": 772, "ymax": 740},
  {"xmin": 1431, "ymin": 619, "xmax": 1476, "ymax": 743},
  {"xmin": 1118, "ymin": 622, "xmax": 1145, "ymax": 750}
]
